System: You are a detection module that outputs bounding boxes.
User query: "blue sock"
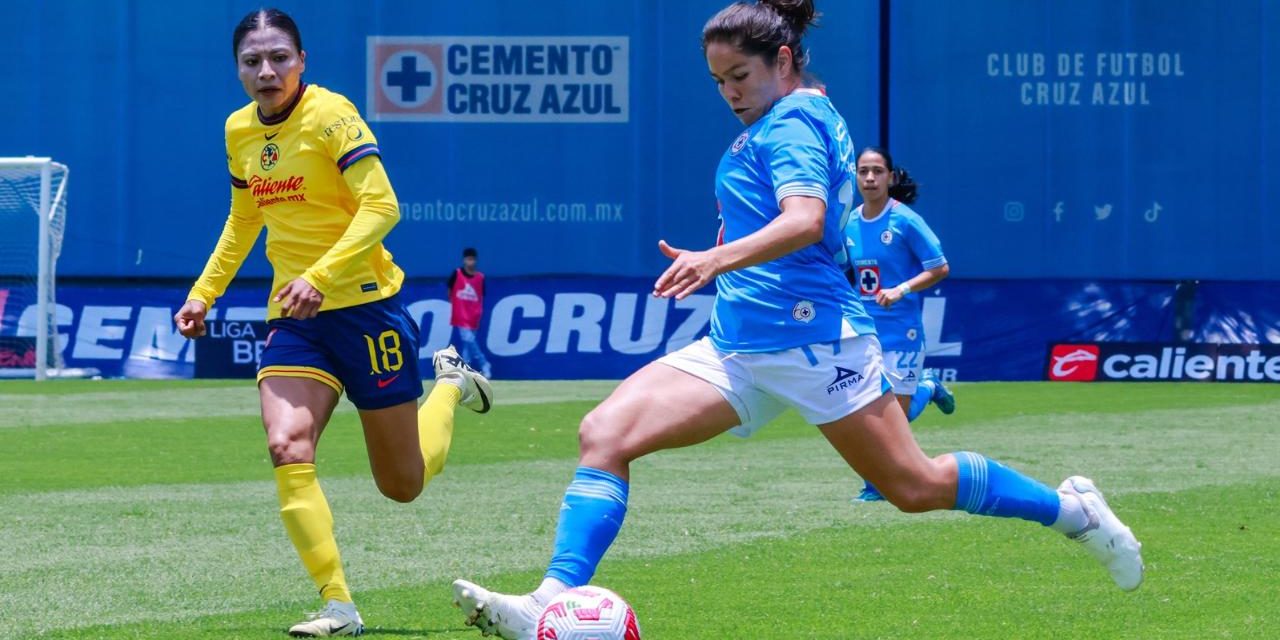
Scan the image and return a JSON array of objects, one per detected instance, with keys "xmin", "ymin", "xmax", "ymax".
[
  {"xmin": 544, "ymin": 467, "xmax": 629, "ymax": 587},
  {"xmin": 907, "ymin": 381, "xmax": 936, "ymax": 422},
  {"xmin": 951, "ymin": 452, "xmax": 1060, "ymax": 526}
]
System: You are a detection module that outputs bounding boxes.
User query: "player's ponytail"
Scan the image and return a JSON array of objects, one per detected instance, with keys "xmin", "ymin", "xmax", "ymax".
[
  {"xmin": 889, "ymin": 167, "xmax": 918, "ymax": 205},
  {"xmin": 859, "ymin": 146, "xmax": 920, "ymax": 205},
  {"xmin": 703, "ymin": 0, "xmax": 820, "ymax": 76},
  {"xmin": 761, "ymin": 0, "xmax": 819, "ymax": 38},
  {"xmin": 233, "ymin": 8, "xmax": 303, "ymax": 60}
]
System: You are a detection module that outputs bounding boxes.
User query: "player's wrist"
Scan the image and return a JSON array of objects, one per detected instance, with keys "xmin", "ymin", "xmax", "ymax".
[
  {"xmin": 298, "ymin": 271, "xmax": 328, "ymax": 296},
  {"xmin": 186, "ymin": 291, "xmax": 214, "ymax": 309},
  {"xmin": 705, "ymin": 246, "xmax": 730, "ymax": 276},
  {"xmin": 896, "ymin": 283, "xmax": 912, "ymax": 296}
]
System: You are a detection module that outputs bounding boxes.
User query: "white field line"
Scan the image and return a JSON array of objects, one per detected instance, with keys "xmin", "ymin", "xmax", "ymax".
[{"xmin": 0, "ymin": 381, "xmax": 621, "ymax": 429}]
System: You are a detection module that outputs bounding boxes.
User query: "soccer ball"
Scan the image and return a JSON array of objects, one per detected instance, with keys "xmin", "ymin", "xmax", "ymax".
[{"xmin": 536, "ymin": 586, "xmax": 641, "ymax": 640}]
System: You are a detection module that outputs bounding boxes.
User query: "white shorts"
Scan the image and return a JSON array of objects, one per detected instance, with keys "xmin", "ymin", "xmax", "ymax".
[
  {"xmin": 883, "ymin": 350, "xmax": 924, "ymax": 395},
  {"xmin": 658, "ymin": 334, "xmax": 891, "ymax": 438}
]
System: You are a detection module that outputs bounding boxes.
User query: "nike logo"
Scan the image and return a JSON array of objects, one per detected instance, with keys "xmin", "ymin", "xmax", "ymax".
[
  {"xmin": 328, "ymin": 622, "xmax": 354, "ymax": 635},
  {"xmin": 376, "ymin": 374, "xmax": 400, "ymax": 389},
  {"xmin": 265, "ymin": 131, "xmax": 281, "ymax": 140},
  {"xmin": 444, "ymin": 354, "xmax": 481, "ymax": 374}
]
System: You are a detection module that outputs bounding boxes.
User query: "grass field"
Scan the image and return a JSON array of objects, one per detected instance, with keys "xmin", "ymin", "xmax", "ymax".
[{"xmin": 2, "ymin": 380, "xmax": 1278, "ymax": 639}]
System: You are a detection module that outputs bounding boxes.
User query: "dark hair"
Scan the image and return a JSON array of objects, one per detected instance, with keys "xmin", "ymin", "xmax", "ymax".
[
  {"xmin": 858, "ymin": 146, "xmax": 918, "ymax": 205},
  {"xmin": 702, "ymin": 0, "xmax": 819, "ymax": 75},
  {"xmin": 462, "ymin": 248, "xmax": 478, "ymax": 258},
  {"xmin": 232, "ymin": 8, "xmax": 303, "ymax": 60}
]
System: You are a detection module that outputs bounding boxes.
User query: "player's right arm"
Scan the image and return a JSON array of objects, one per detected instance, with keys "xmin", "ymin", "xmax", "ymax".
[
  {"xmin": 654, "ymin": 109, "xmax": 830, "ymax": 299},
  {"xmin": 875, "ymin": 213, "xmax": 949, "ymax": 308},
  {"xmin": 177, "ymin": 156, "xmax": 264, "ymax": 338}
]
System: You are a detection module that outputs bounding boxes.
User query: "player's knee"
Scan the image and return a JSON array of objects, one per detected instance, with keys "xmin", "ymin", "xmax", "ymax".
[
  {"xmin": 375, "ymin": 474, "xmax": 423, "ymax": 503},
  {"xmin": 265, "ymin": 429, "xmax": 314, "ymax": 466},
  {"xmin": 578, "ymin": 408, "xmax": 629, "ymax": 461}
]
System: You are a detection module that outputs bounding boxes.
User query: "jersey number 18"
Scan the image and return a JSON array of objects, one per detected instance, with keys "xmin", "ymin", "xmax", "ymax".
[{"xmin": 363, "ymin": 330, "xmax": 404, "ymax": 375}]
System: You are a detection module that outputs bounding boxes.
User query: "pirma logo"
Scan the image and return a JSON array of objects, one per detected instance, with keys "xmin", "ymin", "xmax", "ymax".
[
  {"xmin": 827, "ymin": 366, "xmax": 865, "ymax": 395},
  {"xmin": 1048, "ymin": 344, "xmax": 1100, "ymax": 381}
]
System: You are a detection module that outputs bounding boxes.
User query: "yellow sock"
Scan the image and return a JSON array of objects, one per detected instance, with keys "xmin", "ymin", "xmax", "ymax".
[
  {"xmin": 418, "ymin": 383, "xmax": 461, "ymax": 480},
  {"xmin": 274, "ymin": 464, "xmax": 352, "ymax": 603}
]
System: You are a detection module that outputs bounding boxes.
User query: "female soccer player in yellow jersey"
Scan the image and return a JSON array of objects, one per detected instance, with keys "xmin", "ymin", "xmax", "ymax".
[{"xmin": 173, "ymin": 9, "xmax": 493, "ymax": 637}]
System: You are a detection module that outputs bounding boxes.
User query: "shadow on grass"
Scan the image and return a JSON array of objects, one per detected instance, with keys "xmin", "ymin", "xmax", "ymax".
[{"xmin": 366, "ymin": 627, "xmax": 472, "ymax": 637}]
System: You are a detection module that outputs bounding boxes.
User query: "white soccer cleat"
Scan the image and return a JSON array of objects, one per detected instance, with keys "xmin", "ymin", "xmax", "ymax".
[
  {"xmin": 452, "ymin": 579, "xmax": 541, "ymax": 640},
  {"xmin": 1059, "ymin": 476, "xmax": 1145, "ymax": 591},
  {"xmin": 433, "ymin": 346, "xmax": 494, "ymax": 413},
  {"xmin": 287, "ymin": 599, "xmax": 364, "ymax": 637}
]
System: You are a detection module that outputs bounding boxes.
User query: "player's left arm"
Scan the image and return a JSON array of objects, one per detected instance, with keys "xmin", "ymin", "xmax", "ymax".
[
  {"xmin": 300, "ymin": 157, "xmax": 399, "ymax": 293},
  {"xmin": 655, "ymin": 110, "xmax": 828, "ymax": 299},
  {"xmin": 278, "ymin": 100, "xmax": 399, "ymax": 318},
  {"xmin": 877, "ymin": 215, "xmax": 949, "ymax": 308}
]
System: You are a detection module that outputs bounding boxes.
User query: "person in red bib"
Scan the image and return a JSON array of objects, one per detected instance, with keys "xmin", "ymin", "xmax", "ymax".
[{"xmin": 448, "ymin": 247, "xmax": 492, "ymax": 378}]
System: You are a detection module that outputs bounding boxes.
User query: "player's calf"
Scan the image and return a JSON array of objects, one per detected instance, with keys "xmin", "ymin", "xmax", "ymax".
[{"xmin": 872, "ymin": 456, "xmax": 958, "ymax": 513}]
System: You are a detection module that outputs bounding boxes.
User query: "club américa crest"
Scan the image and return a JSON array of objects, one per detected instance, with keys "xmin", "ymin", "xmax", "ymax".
[{"xmin": 260, "ymin": 143, "xmax": 281, "ymax": 171}]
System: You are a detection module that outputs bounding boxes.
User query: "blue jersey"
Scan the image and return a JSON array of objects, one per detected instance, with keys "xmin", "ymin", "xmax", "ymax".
[
  {"xmin": 844, "ymin": 199, "xmax": 947, "ymax": 351},
  {"xmin": 710, "ymin": 90, "xmax": 877, "ymax": 353}
]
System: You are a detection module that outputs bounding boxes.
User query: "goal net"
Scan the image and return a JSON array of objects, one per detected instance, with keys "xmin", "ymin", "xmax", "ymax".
[{"xmin": 0, "ymin": 158, "xmax": 70, "ymax": 380}]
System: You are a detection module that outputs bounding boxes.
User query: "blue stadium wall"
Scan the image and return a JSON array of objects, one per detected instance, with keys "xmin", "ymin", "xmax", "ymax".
[
  {"xmin": 1, "ymin": 1, "xmax": 1277, "ymax": 380},
  {"xmin": 2, "ymin": 0, "xmax": 879, "ymax": 280}
]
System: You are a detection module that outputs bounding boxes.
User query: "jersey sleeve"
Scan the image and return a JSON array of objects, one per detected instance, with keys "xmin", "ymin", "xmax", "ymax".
[
  {"xmin": 294, "ymin": 95, "xmax": 399, "ymax": 294},
  {"xmin": 905, "ymin": 213, "xmax": 947, "ymax": 270},
  {"xmin": 300, "ymin": 156, "xmax": 400, "ymax": 294},
  {"xmin": 187, "ymin": 145, "xmax": 264, "ymax": 306},
  {"xmin": 318, "ymin": 95, "xmax": 381, "ymax": 173},
  {"xmin": 758, "ymin": 108, "xmax": 830, "ymax": 205}
]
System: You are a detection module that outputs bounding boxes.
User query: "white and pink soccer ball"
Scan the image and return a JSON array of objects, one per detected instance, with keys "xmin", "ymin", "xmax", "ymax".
[{"xmin": 536, "ymin": 586, "xmax": 641, "ymax": 640}]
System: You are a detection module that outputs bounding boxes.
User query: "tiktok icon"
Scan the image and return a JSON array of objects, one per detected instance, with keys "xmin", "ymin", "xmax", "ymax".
[{"xmin": 1144, "ymin": 201, "xmax": 1162, "ymax": 223}]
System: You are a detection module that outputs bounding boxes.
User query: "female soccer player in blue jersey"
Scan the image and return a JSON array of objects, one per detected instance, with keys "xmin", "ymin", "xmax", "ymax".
[
  {"xmin": 172, "ymin": 9, "xmax": 492, "ymax": 637},
  {"xmin": 847, "ymin": 148, "xmax": 955, "ymax": 502},
  {"xmin": 453, "ymin": 2, "xmax": 1142, "ymax": 637}
]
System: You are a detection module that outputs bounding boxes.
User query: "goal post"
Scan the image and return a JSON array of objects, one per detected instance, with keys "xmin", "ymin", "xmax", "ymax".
[{"xmin": 0, "ymin": 157, "xmax": 69, "ymax": 380}]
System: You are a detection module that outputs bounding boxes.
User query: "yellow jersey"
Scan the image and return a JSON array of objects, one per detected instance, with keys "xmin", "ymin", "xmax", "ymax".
[{"xmin": 188, "ymin": 83, "xmax": 404, "ymax": 319}]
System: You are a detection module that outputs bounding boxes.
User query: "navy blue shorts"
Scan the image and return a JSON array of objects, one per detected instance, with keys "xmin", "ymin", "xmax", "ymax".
[{"xmin": 258, "ymin": 294, "xmax": 423, "ymax": 410}]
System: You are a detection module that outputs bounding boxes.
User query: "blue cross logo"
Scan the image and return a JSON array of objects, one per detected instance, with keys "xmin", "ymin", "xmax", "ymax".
[
  {"xmin": 860, "ymin": 269, "xmax": 879, "ymax": 292},
  {"xmin": 386, "ymin": 54, "xmax": 433, "ymax": 103}
]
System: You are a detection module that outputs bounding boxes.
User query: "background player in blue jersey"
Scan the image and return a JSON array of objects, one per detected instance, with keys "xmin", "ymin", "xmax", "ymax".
[
  {"xmin": 847, "ymin": 147, "xmax": 955, "ymax": 501},
  {"xmin": 452, "ymin": 2, "xmax": 1142, "ymax": 637}
]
